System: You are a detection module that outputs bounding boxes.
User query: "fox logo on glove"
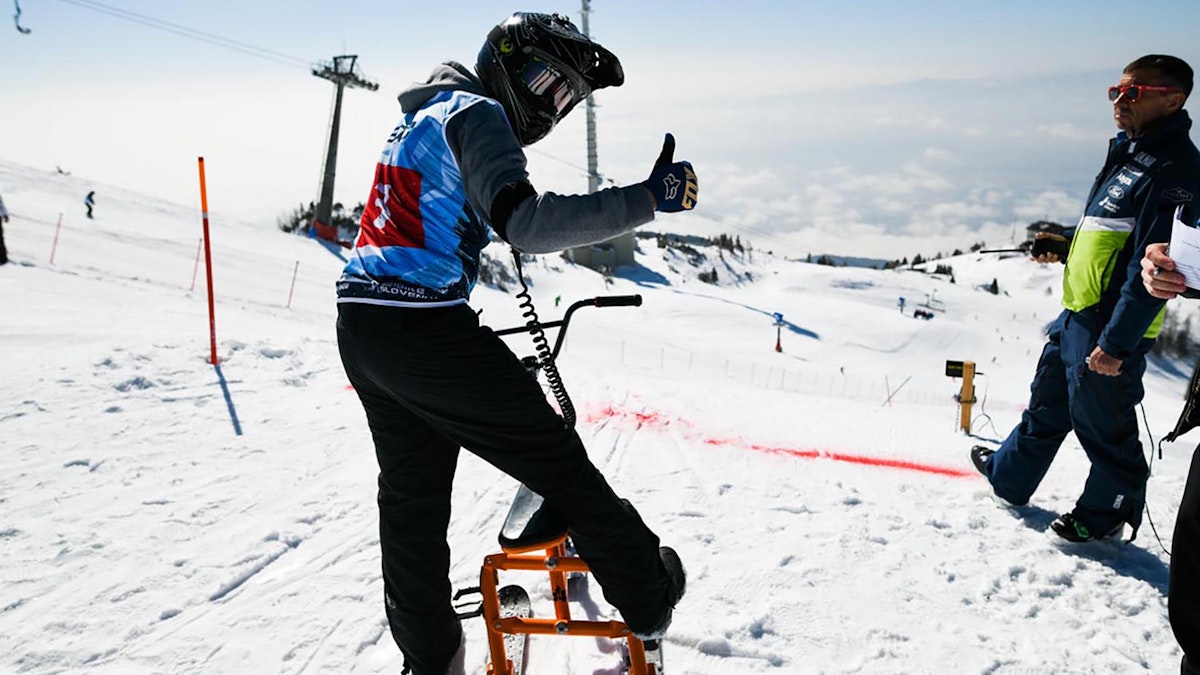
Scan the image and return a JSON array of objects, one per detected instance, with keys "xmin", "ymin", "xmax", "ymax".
[
  {"xmin": 643, "ymin": 133, "xmax": 699, "ymax": 213},
  {"xmin": 662, "ymin": 173, "xmax": 681, "ymax": 201}
]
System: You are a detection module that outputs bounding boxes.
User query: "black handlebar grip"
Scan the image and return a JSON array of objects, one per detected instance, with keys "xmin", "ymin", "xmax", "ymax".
[{"xmin": 593, "ymin": 295, "xmax": 643, "ymax": 307}]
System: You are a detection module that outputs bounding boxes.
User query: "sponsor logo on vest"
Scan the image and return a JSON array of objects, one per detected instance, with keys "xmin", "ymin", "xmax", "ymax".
[
  {"xmin": 1099, "ymin": 197, "xmax": 1120, "ymax": 214},
  {"xmin": 1133, "ymin": 151, "xmax": 1157, "ymax": 168},
  {"xmin": 1107, "ymin": 185, "xmax": 1124, "ymax": 200},
  {"xmin": 1113, "ymin": 494, "xmax": 1124, "ymax": 509},
  {"xmin": 1163, "ymin": 187, "xmax": 1194, "ymax": 203},
  {"xmin": 1116, "ymin": 173, "xmax": 1135, "ymax": 187}
]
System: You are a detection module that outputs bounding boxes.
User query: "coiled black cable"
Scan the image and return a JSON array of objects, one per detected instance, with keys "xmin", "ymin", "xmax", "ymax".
[
  {"xmin": 511, "ymin": 249, "xmax": 576, "ymax": 428},
  {"xmin": 1139, "ymin": 401, "xmax": 1170, "ymax": 556}
]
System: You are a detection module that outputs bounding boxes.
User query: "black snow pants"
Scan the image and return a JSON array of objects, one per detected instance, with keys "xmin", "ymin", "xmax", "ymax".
[
  {"xmin": 1172, "ymin": 446, "xmax": 1200, "ymax": 674},
  {"xmin": 0, "ymin": 217, "xmax": 7, "ymax": 264},
  {"xmin": 336, "ymin": 302, "xmax": 671, "ymax": 675}
]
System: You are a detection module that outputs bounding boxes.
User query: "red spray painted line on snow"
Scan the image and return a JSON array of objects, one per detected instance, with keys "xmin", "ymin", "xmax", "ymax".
[
  {"xmin": 336, "ymin": 391, "xmax": 976, "ymax": 478},
  {"xmin": 590, "ymin": 403, "xmax": 977, "ymax": 479},
  {"xmin": 703, "ymin": 437, "xmax": 976, "ymax": 478}
]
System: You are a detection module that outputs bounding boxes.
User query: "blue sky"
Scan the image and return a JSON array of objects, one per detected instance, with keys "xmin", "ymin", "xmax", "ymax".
[{"xmin": 4, "ymin": 0, "xmax": 1200, "ymax": 258}]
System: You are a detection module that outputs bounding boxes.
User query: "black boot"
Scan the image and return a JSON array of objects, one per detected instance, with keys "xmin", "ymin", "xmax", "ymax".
[{"xmin": 631, "ymin": 547, "xmax": 686, "ymax": 640}]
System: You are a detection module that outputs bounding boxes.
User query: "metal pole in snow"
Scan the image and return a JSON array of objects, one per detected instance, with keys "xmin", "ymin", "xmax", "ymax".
[
  {"xmin": 49, "ymin": 213, "xmax": 63, "ymax": 264},
  {"xmin": 286, "ymin": 261, "xmax": 299, "ymax": 308}
]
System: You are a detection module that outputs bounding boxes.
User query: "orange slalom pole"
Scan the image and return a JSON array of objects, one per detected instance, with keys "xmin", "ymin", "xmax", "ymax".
[{"xmin": 197, "ymin": 158, "xmax": 219, "ymax": 365}]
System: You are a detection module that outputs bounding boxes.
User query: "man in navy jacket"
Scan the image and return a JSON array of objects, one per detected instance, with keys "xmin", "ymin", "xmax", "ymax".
[{"xmin": 974, "ymin": 55, "xmax": 1200, "ymax": 545}]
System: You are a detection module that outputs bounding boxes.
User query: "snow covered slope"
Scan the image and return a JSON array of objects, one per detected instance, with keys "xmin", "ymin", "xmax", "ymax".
[{"xmin": 0, "ymin": 160, "xmax": 1194, "ymax": 674}]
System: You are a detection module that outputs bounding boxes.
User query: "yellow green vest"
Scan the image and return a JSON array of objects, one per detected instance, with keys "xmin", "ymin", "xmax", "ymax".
[{"xmin": 1062, "ymin": 215, "xmax": 1166, "ymax": 338}]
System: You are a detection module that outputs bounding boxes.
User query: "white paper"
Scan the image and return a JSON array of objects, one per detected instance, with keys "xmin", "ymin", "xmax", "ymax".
[{"xmin": 1168, "ymin": 205, "xmax": 1200, "ymax": 291}]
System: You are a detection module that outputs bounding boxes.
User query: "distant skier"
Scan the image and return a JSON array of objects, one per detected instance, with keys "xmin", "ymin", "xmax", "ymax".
[
  {"xmin": 1140, "ymin": 239, "xmax": 1200, "ymax": 675},
  {"xmin": 85, "ymin": 191, "xmax": 95, "ymax": 219},
  {"xmin": 971, "ymin": 55, "xmax": 1200, "ymax": 544},
  {"xmin": 334, "ymin": 12, "xmax": 693, "ymax": 674},
  {"xmin": 0, "ymin": 187, "xmax": 9, "ymax": 265}
]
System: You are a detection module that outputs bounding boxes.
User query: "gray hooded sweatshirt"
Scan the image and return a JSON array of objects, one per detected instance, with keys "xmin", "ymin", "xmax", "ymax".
[{"xmin": 398, "ymin": 62, "xmax": 655, "ymax": 255}]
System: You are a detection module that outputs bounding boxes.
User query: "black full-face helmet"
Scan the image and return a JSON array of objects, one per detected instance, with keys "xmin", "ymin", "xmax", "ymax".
[{"xmin": 476, "ymin": 12, "xmax": 624, "ymax": 146}]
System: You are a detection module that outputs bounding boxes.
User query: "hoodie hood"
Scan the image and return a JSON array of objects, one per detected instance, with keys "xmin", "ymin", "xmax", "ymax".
[{"xmin": 397, "ymin": 61, "xmax": 489, "ymax": 114}]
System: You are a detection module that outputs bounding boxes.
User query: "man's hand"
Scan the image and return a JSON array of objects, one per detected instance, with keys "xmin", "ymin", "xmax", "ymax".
[
  {"xmin": 1086, "ymin": 346, "xmax": 1123, "ymax": 376},
  {"xmin": 642, "ymin": 133, "xmax": 698, "ymax": 213},
  {"xmin": 1030, "ymin": 233, "xmax": 1068, "ymax": 264},
  {"xmin": 1141, "ymin": 242, "xmax": 1188, "ymax": 299}
]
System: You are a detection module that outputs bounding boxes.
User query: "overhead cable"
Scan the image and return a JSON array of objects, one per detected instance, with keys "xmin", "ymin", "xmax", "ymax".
[
  {"xmin": 59, "ymin": 0, "xmax": 312, "ymax": 69},
  {"xmin": 14, "ymin": 0, "xmax": 31, "ymax": 33}
]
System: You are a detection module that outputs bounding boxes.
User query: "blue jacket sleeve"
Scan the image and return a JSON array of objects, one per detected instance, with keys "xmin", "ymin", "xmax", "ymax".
[{"xmin": 1098, "ymin": 168, "xmax": 1192, "ymax": 358}]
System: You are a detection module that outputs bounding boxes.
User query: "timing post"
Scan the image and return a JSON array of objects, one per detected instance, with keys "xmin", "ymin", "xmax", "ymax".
[{"xmin": 946, "ymin": 360, "xmax": 976, "ymax": 433}]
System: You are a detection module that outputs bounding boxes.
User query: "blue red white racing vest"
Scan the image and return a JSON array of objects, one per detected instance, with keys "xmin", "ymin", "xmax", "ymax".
[{"xmin": 336, "ymin": 90, "xmax": 499, "ymax": 306}]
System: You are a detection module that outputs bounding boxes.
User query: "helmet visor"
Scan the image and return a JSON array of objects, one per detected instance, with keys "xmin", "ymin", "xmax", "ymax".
[{"xmin": 520, "ymin": 59, "xmax": 581, "ymax": 116}]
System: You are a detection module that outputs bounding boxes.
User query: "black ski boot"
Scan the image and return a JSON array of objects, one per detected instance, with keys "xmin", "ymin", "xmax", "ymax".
[
  {"xmin": 632, "ymin": 546, "xmax": 686, "ymax": 641},
  {"xmin": 970, "ymin": 445, "xmax": 994, "ymax": 476},
  {"xmin": 1049, "ymin": 512, "xmax": 1123, "ymax": 544}
]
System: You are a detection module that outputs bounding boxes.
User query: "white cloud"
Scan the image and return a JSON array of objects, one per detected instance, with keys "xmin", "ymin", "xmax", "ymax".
[
  {"xmin": 905, "ymin": 201, "xmax": 1002, "ymax": 236},
  {"xmin": 922, "ymin": 147, "xmax": 958, "ymax": 162},
  {"xmin": 1035, "ymin": 122, "xmax": 1094, "ymax": 142},
  {"xmin": 1013, "ymin": 190, "xmax": 1079, "ymax": 224}
]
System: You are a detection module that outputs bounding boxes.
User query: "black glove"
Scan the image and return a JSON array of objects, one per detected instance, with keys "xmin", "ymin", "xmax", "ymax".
[
  {"xmin": 1031, "ymin": 235, "xmax": 1069, "ymax": 261},
  {"xmin": 642, "ymin": 133, "xmax": 697, "ymax": 213}
]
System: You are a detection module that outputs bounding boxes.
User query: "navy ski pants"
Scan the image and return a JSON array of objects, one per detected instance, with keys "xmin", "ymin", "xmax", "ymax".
[
  {"xmin": 336, "ymin": 302, "xmax": 671, "ymax": 674},
  {"xmin": 985, "ymin": 309, "xmax": 1151, "ymax": 536},
  {"xmin": 1172, "ymin": 446, "xmax": 1200, "ymax": 674}
]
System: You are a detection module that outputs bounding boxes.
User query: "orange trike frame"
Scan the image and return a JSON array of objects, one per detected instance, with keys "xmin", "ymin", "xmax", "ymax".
[{"xmin": 479, "ymin": 534, "xmax": 655, "ymax": 675}]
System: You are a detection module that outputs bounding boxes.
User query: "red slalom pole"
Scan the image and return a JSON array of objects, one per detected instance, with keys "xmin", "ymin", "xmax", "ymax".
[
  {"xmin": 49, "ymin": 213, "xmax": 63, "ymax": 264},
  {"xmin": 197, "ymin": 158, "xmax": 219, "ymax": 365}
]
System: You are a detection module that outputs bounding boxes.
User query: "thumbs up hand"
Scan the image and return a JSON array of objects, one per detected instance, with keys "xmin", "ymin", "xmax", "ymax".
[{"xmin": 642, "ymin": 133, "xmax": 698, "ymax": 213}]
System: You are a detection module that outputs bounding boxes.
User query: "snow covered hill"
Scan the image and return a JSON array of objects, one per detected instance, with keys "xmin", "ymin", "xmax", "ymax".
[{"xmin": 0, "ymin": 159, "xmax": 1195, "ymax": 674}]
